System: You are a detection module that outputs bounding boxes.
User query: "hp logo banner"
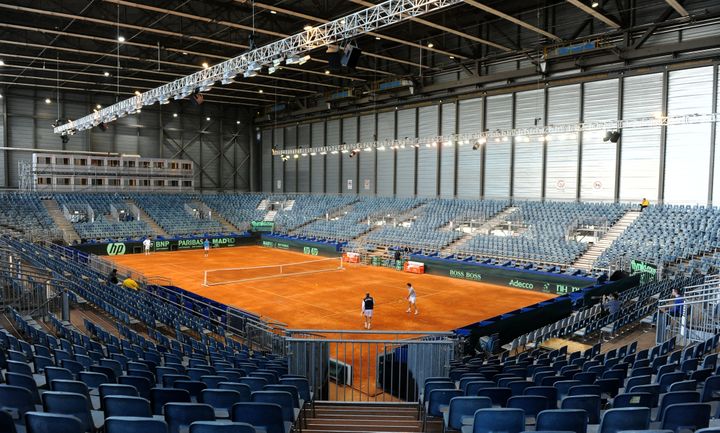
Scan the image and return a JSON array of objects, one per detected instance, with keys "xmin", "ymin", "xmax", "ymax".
[{"xmin": 106, "ymin": 243, "xmax": 126, "ymax": 256}]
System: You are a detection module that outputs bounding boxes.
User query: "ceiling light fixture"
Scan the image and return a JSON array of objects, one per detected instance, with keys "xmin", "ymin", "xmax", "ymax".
[
  {"xmin": 591, "ymin": 1, "xmax": 599, "ymax": 8},
  {"xmin": 117, "ymin": 36, "xmax": 125, "ymax": 42}
]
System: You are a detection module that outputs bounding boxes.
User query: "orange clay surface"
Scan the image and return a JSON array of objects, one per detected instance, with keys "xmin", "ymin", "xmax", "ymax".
[{"xmin": 111, "ymin": 246, "xmax": 555, "ymax": 332}]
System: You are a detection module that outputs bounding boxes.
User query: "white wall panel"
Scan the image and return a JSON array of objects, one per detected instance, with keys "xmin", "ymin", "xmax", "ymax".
[
  {"xmin": 311, "ymin": 122, "xmax": 325, "ymax": 193},
  {"xmin": 273, "ymin": 128, "xmax": 284, "ymax": 192},
  {"xmin": 417, "ymin": 105, "xmax": 439, "ymax": 197},
  {"xmin": 376, "ymin": 111, "xmax": 395, "ymax": 196},
  {"xmin": 545, "ymin": 85, "xmax": 580, "ymax": 200},
  {"xmin": 513, "ymin": 89, "xmax": 544, "ymax": 198},
  {"xmin": 620, "ymin": 73, "xmax": 663, "ymax": 201},
  {"xmin": 284, "ymin": 126, "xmax": 297, "ymax": 193},
  {"xmin": 439, "ymin": 103, "xmax": 456, "ymax": 197},
  {"xmin": 664, "ymin": 67, "xmax": 713, "ymax": 204},
  {"xmin": 358, "ymin": 114, "xmax": 376, "ymax": 195},
  {"xmin": 581, "ymin": 79, "xmax": 619, "ymax": 200},
  {"xmin": 297, "ymin": 124, "xmax": 311, "ymax": 193},
  {"xmin": 484, "ymin": 95, "xmax": 513, "ymax": 198},
  {"xmin": 714, "ymin": 69, "xmax": 720, "ymax": 205},
  {"xmin": 325, "ymin": 120, "xmax": 340, "ymax": 193},
  {"xmin": 396, "ymin": 108, "xmax": 417, "ymax": 197},
  {"xmin": 457, "ymin": 98, "xmax": 483, "ymax": 199},
  {"xmin": 341, "ymin": 117, "xmax": 358, "ymax": 194}
]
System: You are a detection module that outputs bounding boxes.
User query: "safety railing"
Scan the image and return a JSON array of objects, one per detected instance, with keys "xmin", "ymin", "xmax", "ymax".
[
  {"xmin": 285, "ymin": 329, "xmax": 457, "ymax": 403},
  {"xmin": 656, "ymin": 274, "xmax": 720, "ymax": 345}
]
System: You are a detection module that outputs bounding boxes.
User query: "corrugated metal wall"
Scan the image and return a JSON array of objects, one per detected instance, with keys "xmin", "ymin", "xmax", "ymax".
[
  {"xmin": 457, "ymin": 98, "xmax": 483, "ymax": 199},
  {"xmin": 545, "ymin": 85, "xmax": 581, "ymax": 200},
  {"xmin": 358, "ymin": 114, "xmax": 375, "ymax": 195},
  {"xmin": 284, "ymin": 126, "xmax": 297, "ymax": 193},
  {"xmin": 297, "ymin": 124, "xmax": 311, "ymax": 193},
  {"xmin": 253, "ymin": 65, "xmax": 720, "ymax": 204},
  {"xmin": 376, "ymin": 111, "xmax": 395, "ymax": 196},
  {"xmin": 620, "ymin": 73, "xmax": 663, "ymax": 201},
  {"xmin": 325, "ymin": 119, "xmax": 340, "ymax": 193},
  {"xmin": 396, "ymin": 108, "xmax": 417, "ymax": 197},
  {"xmin": 341, "ymin": 117, "xmax": 358, "ymax": 194},
  {"xmin": 439, "ymin": 103, "xmax": 456, "ymax": 198},
  {"xmin": 262, "ymin": 128, "xmax": 273, "ymax": 192},
  {"xmin": 484, "ymin": 95, "xmax": 513, "ymax": 198},
  {"xmin": 273, "ymin": 127, "xmax": 284, "ymax": 192},
  {"xmin": 714, "ymin": 71, "xmax": 720, "ymax": 205},
  {"xmin": 581, "ymin": 79, "xmax": 619, "ymax": 200},
  {"xmin": 310, "ymin": 122, "xmax": 325, "ymax": 193},
  {"xmin": 416, "ymin": 106, "xmax": 439, "ymax": 197},
  {"xmin": 665, "ymin": 67, "xmax": 713, "ymax": 204},
  {"xmin": 513, "ymin": 89, "xmax": 545, "ymax": 199}
]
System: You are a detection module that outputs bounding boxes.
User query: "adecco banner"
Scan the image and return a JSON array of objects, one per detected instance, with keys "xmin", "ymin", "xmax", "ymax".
[
  {"xmin": 73, "ymin": 234, "xmax": 256, "ymax": 256},
  {"xmin": 413, "ymin": 255, "xmax": 595, "ymax": 295},
  {"xmin": 630, "ymin": 259, "xmax": 658, "ymax": 285}
]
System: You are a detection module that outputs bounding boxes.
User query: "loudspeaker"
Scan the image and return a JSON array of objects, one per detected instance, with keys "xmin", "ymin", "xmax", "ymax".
[
  {"xmin": 609, "ymin": 270, "xmax": 629, "ymax": 281},
  {"xmin": 341, "ymin": 46, "xmax": 362, "ymax": 70},
  {"xmin": 328, "ymin": 52, "xmax": 342, "ymax": 71}
]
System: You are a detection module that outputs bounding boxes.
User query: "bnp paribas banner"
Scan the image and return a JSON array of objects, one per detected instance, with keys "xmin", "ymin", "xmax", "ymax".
[
  {"xmin": 74, "ymin": 235, "xmax": 255, "ymax": 256},
  {"xmin": 630, "ymin": 259, "xmax": 658, "ymax": 285}
]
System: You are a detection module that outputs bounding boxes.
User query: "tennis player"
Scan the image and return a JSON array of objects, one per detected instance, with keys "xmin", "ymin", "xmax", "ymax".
[
  {"xmin": 143, "ymin": 237, "xmax": 151, "ymax": 255},
  {"xmin": 203, "ymin": 238, "xmax": 210, "ymax": 257},
  {"xmin": 361, "ymin": 292, "xmax": 374, "ymax": 329},
  {"xmin": 406, "ymin": 283, "xmax": 418, "ymax": 315}
]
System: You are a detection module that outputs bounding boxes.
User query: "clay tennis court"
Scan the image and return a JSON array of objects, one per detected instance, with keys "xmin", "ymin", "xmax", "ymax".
[{"xmin": 111, "ymin": 246, "xmax": 555, "ymax": 332}]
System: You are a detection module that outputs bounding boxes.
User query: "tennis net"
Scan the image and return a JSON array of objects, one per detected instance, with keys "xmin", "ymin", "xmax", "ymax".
[{"xmin": 203, "ymin": 257, "xmax": 344, "ymax": 286}]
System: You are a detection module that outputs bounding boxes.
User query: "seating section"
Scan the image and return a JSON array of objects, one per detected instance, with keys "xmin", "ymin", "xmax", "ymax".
[
  {"xmin": 363, "ymin": 199, "xmax": 508, "ymax": 253},
  {"xmin": 458, "ymin": 202, "xmax": 629, "ymax": 265},
  {"xmin": 274, "ymin": 194, "xmax": 358, "ymax": 232},
  {"xmin": 54, "ymin": 193, "xmax": 152, "ymax": 241},
  {"xmin": 293, "ymin": 197, "xmax": 424, "ymax": 242},
  {"xmin": 129, "ymin": 194, "xmax": 224, "ymax": 236},
  {"xmin": 201, "ymin": 194, "xmax": 266, "ymax": 231},
  {"xmin": 597, "ymin": 205, "xmax": 720, "ymax": 269},
  {"xmin": 0, "ymin": 192, "xmax": 56, "ymax": 238}
]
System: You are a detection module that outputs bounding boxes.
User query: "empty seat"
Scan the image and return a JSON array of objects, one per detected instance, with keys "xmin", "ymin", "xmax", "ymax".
[
  {"xmin": 164, "ymin": 402, "xmax": 215, "ymax": 433},
  {"xmin": 104, "ymin": 416, "xmax": 169, "ymax": 433},
  {"xmin": 462, "ymin": 408, "xmax": 525, "ymax": 433},
  {"xmin": 25, "ymin": 412, "xmax": 85, "ymax": 433}
]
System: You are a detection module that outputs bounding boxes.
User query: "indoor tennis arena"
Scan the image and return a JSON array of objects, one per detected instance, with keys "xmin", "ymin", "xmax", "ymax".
[{"xmin": 1, "ymin": 1, "xmax": 720, "ymax": 433}]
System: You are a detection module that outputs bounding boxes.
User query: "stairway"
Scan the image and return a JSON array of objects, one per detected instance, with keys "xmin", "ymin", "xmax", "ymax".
[
  {"xmin": 573, "ymin": 209, "xmax": 642, "ymax": 271},
  {"xmin": 306, "ymin": 402, "xmax": 422, "ymax": 433},
  {"xmin": 41, "ymin": 198, "xmax": 81, "ymax": 244},
  {"xmin": 125, "ymin": 199, "xmax": 169, "ymax": 237},
  {"xmin": 349, "ymin": 202, "xmax": 430, "ymax": 251},
  {"xmin": 284, "ymin": 199, "xmax": 295, "ymax": 210},
  {"xmin": 202, "ymin": 204, "xmax": 242, "ymax": 233},
  {"xmin": 440, "ymin": 206, "xmax": 519, "ymax": 255},
  {"xmin": 257, "ymin": 199, "xmax": 268, "ymax": 210},
  {"xmin": 264, "ymin": 210, "xmax": 278, "ymax": 221}
]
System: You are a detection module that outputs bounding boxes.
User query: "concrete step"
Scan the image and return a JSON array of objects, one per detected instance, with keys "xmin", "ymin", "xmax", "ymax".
[
  {"xmin": 125, "ymin": 199, "xmax": 168, "ymax": 237},
  {"xmin": 41, "ymin": 198, "xmax": 80, "ymax": 244}
]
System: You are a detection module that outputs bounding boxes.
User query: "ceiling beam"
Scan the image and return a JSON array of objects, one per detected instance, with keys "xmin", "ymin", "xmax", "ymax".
[
  {"xmin": 0, "ymin": 51, "xmax": 317, "ymax": 94},
  {"xmin": 462, "ymin": 0, "xmax": 562, "ymax": 41},
  {"xmin": 665, "ymin": 0, "xmax": 689, "ymax": 17},
  {"xmin": 565, "ymin": 0, "xmax": 621, "ymax": 29},
  {"xmin": 349, "ymin": 0, "xmax": 512, "ymax": 52},
  {"xmin": 249, "ymin": 0, "xmax": 470, "ymax": 59}
]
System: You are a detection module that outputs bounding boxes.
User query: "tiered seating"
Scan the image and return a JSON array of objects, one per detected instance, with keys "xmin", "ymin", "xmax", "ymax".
[
  {"xmin": 54, "ymin": 193, "xmax": 151, "ymax": 241},
  {"xmin": 200, "ymin": 193, "xmax": 267, "ymax": 231},
  {"xmin": 431, "ymin": 330, "xmax": 720, "ymax": 433},
  {"xmin": 0, "ymin": 192, "xmax": 56, "ymax": 237},
  {"xmin": 130, "ymin": 194, "xmax": 224, "ymax": 236},
  {"xmin": 598, "ymin": 205, "xmax": 720, "ymax": 269},
  {"xmin": 459, "ymin": 202, "xmax": 629, "ymax": 265},
  {"xmin": 274, "ymin": 194, "xmax": 358, "ymax": 232},
  {"xmin": 364, "ymin": 199, "xmax": 508, "ymax": 253},
  {"xmin": 293, "ymin": 197, "xmax": 424, "ymax": 242}
]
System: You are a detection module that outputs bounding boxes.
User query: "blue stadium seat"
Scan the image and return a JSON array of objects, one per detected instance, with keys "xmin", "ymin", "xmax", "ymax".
[
  {"xmin": 104, "ymin": 416, "xmax": 169, "ymax": 433},
  {"xmin": 164, "ymin": 403, "xmax": 215, "ymax": 433},
  {"xmin": 232, "ymin": 402, "xmax": 289, "ymax": 433},
  {"xmin": 25, "ymin": 412, "xmax": 85, "ymax": 433},
  {"xmin": 463, "ymin": 408, "xmax": 525, "ymax": 433},
  {"xmin": 536, "ymin": 409, "xmax": 587, "ymax": 433}
]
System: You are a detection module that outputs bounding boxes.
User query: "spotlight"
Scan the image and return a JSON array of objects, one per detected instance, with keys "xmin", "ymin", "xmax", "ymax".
[
  {"xmin": 44, "ymin": 98, "xmax": 51, "ymax": 104},
  {"xmin": 472, "ymin": 141, "xmax": 481, "ymax": 150},
  {"xmin": 206, "ymin": 117, "xmax": 211, "ymax": 121},
  {"xmin": 258, "ymin": 89, "xmax": 263, "ymax": 94},
  {"xmin": 189, "ymin": 90, "xmax": 204, "ymax": 105},
  {"xmin": 134, "ymin": 90, "xmax": 141, "ymax": 96},
  {"xmin": 591, "ymin": 1, "xmax": 599, "ymax": 7},
  {"xmin": 236, "ymin": 120, "xmax": 241, "ymax": 125},
  {"xmin": 349, "ymin": 149, "xmax": 360, "ymax": 158},
  {"xmin": 96, "ymin": 104, "xmax": 102, "ymax": 110},
  {"xmin": 0, "ymin": 59, "xmax": 4, "ymax": 66},
  {"xmin": 202, "ymin": 62, "xmax": 209, "ymax": 69},
  {"xmin": 117, "ymin": 36, "xmax": 125, "ymax": 42},
  {"xmin": 103, "ymin": 71, "xmax": 110, "ymax": 77},
  {"xmin": 427, "ymin": 42, "xmax": 434, "ymax": 48},
  {"xmin": 61, "ymin": 134, "xmax": 70, "ymax": 144},
  {"xmin": 173, "ymin": 113, "xmax": 178, "ymax": 118},
  {"xmin": 293, "ymin": 154, "xmax": 299, "ymax": 159},
  {"xmin": 324, "ymin": 70, "xmax": 330, "ymax": 75},
  {"xmin": 303, "ymin": 25, "xmax": 313, "ymax": 31},
  {"xmin": 98, "ymin": 122, "xmax": 108, "ymax": 132}
]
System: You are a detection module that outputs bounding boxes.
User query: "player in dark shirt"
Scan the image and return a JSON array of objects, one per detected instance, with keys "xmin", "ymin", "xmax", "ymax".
[{"xmin": 361, "ymin": 293, "xmax": 375, "ymax": 329}]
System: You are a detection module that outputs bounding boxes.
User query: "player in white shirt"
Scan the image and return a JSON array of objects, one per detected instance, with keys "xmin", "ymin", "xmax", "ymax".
[
  {"xmin": 406, "ymin": 283, "xmax": 418, "ymax": 315},
  {"xmin": 142, "ymin": 237, "xmax": 151, "ymax": 255}
]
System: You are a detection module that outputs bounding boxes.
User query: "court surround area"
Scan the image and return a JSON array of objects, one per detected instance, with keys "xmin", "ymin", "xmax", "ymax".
[{"xmin": 111, "ymin": 246, "xmax": 555, "ymax": 331}]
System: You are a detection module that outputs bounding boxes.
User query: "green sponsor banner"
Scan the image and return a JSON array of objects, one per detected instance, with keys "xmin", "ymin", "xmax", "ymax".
[
  {"xmin": 73, "ymin": 235, "xmax": 254, "ymax": 256},
  {"xmin": 259, "ymin": 235, "xmax": 341, "ymax": 256},
  {"xmin": 251, "ymin": 220, "xmax": 275, "ymax": 232},
  {"xmin": 630, "ymin": 259, "xmax": 657, "ymax": 285},
  {"xmin": 419, "ymin": 256, "xmax": 594, "ymax": 295}
]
